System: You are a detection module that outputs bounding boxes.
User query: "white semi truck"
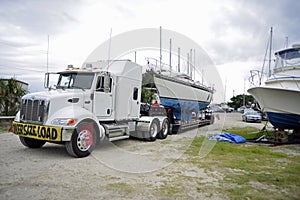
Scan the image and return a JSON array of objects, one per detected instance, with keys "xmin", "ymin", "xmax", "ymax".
[{"xmin": 11, "ymin": 60, "xmax": 213, "ymax": 157}]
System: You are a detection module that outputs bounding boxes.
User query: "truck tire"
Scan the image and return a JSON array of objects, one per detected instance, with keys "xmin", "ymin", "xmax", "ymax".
[
  {"xmin": 157, "ymin": 119, "xmax": 169, "ymax": 139},
  {"xmin": 147, "ymin": 119, "xmax": 159, "ymax": 141},
  {"xmin": 19, "ymin": 136, "xmax": 46, "ymax": 148},
  {"xmin": 65, "ymin": 121, "xmax": 97, "ymax": 158}
]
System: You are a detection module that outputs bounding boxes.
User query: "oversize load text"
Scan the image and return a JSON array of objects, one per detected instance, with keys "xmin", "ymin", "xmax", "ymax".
[{"xmin": 12, "ymin": 122, "xmax": 62, "ymax": 141}]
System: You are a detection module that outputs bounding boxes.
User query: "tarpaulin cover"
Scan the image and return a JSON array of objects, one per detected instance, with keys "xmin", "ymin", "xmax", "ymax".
[{"xmin": 208, "ymin": 133, "xmax": 246, "ymax": 143}]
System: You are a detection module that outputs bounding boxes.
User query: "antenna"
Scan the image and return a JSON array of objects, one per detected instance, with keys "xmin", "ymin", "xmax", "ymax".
[
  {"xmin": 107, "ymin": 28, "xmax": 112, "ymax": 71},
  {"xmin": 47, "ymin": 35, "xmax": 49, "ymax": 73}
]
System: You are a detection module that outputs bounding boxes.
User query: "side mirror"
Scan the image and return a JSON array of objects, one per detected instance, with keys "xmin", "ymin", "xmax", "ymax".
[
  {"xmin": 44, "ymin": 72, "xmax": 59, "ymax": 89},
  {"xmin": 44, "ymin": 73, "xmax": 50, "ymax": 88}
]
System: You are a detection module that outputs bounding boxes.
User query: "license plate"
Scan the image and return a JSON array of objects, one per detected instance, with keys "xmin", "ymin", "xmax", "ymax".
[{"xmin": 12, "ymin": 122, "xmax": 62, "ymax": 142}]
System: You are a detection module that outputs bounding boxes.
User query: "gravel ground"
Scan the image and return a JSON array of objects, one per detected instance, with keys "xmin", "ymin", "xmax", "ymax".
[{"xmin": 0, "ymin": 113, "xmax": 277, "ymax": 199}]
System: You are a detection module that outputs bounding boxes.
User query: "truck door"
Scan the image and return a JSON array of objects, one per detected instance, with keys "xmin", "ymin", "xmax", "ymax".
[
  {"xmin": 94, "ymin": 75, "xmax": 113, "ymax": 118},
  {"xmin": 130, "ymin": 87, "xmax": 140, "ymax": 118}
]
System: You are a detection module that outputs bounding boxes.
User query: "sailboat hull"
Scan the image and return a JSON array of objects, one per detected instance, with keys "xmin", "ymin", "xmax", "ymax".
[{"xmin": 153, "ymin": 74, "xmax": 213, "ymax": 121}]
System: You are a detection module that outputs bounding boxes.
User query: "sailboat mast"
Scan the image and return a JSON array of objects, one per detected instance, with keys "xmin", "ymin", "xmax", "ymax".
[
  {"xmin": 169, "ymin": 38, "xmax": 172, "ymax": 74},
  {"xmin": 190, "ymin": 49, "xmax": 193, "ymax": 78},
  {"xmin": 160, "ymin": 26, "xmax": 162, "ymax": 72},
  {"xmin": 178, "ymin": 47, "xmax": 180, "ymax": 73},
  {"xmin": 193, "ymin": 49, "xmax": 196, "ymax": 80},
  {"xmin": 187, "ymin": 53, "xmax": 189, "ymax": 75}
]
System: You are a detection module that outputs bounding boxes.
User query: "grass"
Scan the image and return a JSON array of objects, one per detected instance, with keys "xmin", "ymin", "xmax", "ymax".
[
  {"xmin": 155, "ymin": 183, "xmax": 188, "ymax": 198},
  {"xmin": 222, "ymin": 126, "xmax": 274, "ymax": 140},
  {"xmin": 183, "ymin": 127, "xmax": 300, "ymax": 199},
  {"xmin": 0, "ymin": 125, "xmax": 10, "ymax": 132}
]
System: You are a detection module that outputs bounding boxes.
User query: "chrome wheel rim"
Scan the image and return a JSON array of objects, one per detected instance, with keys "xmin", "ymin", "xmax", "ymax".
[
  {"xmin": 77, "ymin": 130, "xmax": 93, "ymax": 151},
  {"xmin": 150, "ymin": 123, "xmax": 158, "ymax": 137},
  {"xmin": 162, "ymin": 122, "xmax": 168, "ymax": 136}
]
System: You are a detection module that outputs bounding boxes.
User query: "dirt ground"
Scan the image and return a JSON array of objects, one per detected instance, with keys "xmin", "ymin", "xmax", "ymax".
[{"xmin": 0, "ymin": 113, "xmax": 291, "ymax": 199}]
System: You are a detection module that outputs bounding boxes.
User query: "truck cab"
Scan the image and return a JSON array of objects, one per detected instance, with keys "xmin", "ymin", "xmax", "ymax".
[{"xmin": 11, "ymin": 60, "xmax": 169, "ymax": 157}]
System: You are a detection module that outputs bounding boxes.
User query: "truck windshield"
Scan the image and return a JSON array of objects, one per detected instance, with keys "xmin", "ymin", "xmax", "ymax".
[{"xmin": 57, "ymin": 73, "xmax": 94, "ymax": 89}]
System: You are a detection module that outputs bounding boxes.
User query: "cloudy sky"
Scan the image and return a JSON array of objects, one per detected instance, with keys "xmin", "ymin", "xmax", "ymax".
[{"xmin": 0, "ymin": 0, "xmax": 299, "ymax": 102}]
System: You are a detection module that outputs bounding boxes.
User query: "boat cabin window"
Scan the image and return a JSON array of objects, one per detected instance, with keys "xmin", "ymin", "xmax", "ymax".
[
  {"xmin": 275, "ymin": 48, "xmax": 300, "ymax": 69},
  {"xmin": 96, "ymin": 76, "xmax": 112, "ymax": 92}
]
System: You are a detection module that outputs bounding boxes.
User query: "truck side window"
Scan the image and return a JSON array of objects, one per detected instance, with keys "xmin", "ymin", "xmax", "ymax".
[
  {"xmin": 133, "ymin": 87, "xmax": 138, "ymax": 100},
  {"xmin": 96, "ymin": 76, "xmax": 112, "ymax": 92},
  {"xmin": 96, "ymin": 76, "xmax": 105, "ymax": 92}
]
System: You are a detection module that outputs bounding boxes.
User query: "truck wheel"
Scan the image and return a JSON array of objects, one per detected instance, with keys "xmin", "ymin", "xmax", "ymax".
[
  {"xmin": 19, "ymin": 136, "xmax": 46, "ymax": 148},
  {"xmin": 65, "ymin": 122, "xmax": 97, "ymax": 158},
  {"xmin": 147, "ymin": 119, "xmax": 159, "ymax": 141},
  {"xmin": 157, "ymin": 119, "xmax": 169, "ymax": 139}
]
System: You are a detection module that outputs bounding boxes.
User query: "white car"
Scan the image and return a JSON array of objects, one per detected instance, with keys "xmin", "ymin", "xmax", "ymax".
[{"xmin": 242, "ymin": 111, "xmax": 262, "ymax": 123}]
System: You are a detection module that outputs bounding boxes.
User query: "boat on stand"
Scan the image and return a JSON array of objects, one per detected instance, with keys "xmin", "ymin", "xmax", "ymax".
[{"xmin": 248, "ymin": 43, "xmax": 300, "ymax": 133}]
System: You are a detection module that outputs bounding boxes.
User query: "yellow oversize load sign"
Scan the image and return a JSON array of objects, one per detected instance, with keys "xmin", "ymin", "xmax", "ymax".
[{"xmin": 12, "ymin": 122, "xmax": 62, "ymax": 142}]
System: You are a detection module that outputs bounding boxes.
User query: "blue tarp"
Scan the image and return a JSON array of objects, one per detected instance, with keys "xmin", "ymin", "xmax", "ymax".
[{"xmin": 208, "ymin": 133, "xmax": 246, "ymax": 143}]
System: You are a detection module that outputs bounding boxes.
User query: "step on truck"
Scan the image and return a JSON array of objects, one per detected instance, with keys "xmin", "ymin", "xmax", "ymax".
[{"xmin": 11, "ymin": 60, "xmax": 213, "ymax": 157}]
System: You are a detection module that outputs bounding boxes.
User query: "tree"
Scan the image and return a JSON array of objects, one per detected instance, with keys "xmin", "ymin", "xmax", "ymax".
[
  {"xmin": 141, "ymin": 71, "xmax": 156, "ymax": 104},
  {"xmin": 227, "ymin": 94, "xmax": 256, "ymax": 110},
  {"xmin": 0, "ymin": 79, "xmax": 27, "ymax": 116}
]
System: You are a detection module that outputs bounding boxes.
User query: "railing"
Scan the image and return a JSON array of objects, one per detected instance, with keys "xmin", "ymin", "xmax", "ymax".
[{"xmin": 0, "ymin": 116, "xmax": 15, "ymax": 119}]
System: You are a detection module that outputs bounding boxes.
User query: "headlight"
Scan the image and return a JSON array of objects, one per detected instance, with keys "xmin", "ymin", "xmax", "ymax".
[
  {"xmin": 51, "ymin": 118, "xmax": 77, "ymax": 126},
  {"xmin": 14, "ymin": 111, "xmax": 20, "ymax": 122}
]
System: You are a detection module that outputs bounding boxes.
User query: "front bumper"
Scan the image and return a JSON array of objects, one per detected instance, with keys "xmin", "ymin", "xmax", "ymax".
[{"xmin": 11, "ymin": 121, "xmax": 74, "ymax": 142}]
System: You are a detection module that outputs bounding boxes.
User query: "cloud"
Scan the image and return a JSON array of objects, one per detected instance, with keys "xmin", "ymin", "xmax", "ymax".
[
  {"xmin": 204, "ymin": 0, "xmax": 300, "ymax": 65},
  {"xmin": 0, "ymin": 0, "xmax": 81, "ymax": 82},
  {"xmin": 0, "ymin": 0, "xmax": 299, "ymax": 99},
  {"xmin": 0, "ymin": 0, "xmax": 79, "ymax": 36}
]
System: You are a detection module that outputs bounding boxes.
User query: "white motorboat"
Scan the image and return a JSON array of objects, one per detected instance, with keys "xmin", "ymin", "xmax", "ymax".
[{"xmin": 248, "ymin": 44, "xmax": 300, "ymax": 131}]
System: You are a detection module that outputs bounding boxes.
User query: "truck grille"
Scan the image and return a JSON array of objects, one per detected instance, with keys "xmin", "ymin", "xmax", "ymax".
[{"xmin": 20, "ymin": 98, "xmax": 49, "ymax": 123}]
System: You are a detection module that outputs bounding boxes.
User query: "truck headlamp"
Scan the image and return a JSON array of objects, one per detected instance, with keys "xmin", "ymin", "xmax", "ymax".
[{"xmin": 51, "ymin": 118, "xmax": 77, "ymax": 126}]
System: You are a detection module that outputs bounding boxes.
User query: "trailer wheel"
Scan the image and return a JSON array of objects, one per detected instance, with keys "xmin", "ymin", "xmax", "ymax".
[
  {"xmin": 157, "ymin": 119, "xmax": 169, "ymax": 139},
  {"xmin": 19, "ymin": 136, "xmax": 46, "ymax": 148},
  {"xmin": 147, "ymin": 119, "xmax": 159, "ymax": 141},
  {"xmin": 65, "ymin": 121, "xmax": 97, "ymax": 158}
]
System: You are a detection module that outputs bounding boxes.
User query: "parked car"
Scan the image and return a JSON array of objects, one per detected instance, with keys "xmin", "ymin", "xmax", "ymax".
[
  {"xmin": 242, "ymin": 111, "xmax": 262, "ymax": 123},
  {"xmin": 259, "ymin": 111, "xmax": 268, "ymax": 121}
]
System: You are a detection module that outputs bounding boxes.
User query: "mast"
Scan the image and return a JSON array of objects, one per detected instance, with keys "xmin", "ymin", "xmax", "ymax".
[
  {"xmin": 193, "ymin": 49, "xmax": 196, "ymax": 80},
  {"xmin": 190, "ymin": 49, "xmax": 193, "ymax": 77},
  {"xmin": 187, "ymin": 53, "xmax": 189, "ymax": 75},
  {"xmin": 260, "ymin": 27, "xmax": 273, "ymax": 85},
  {"xmin": 268, "ymin": 27, "xmax": 273, "ymax": 77},
  {"xmin": 169, "ymin": 38, "xmax": 172, "ymax": 74},
  {"xmin": 159, "ymin": 26, "xmax": 162, "ymax": 72},
  {"xmin": 178, "ymin": 47, "xmax": 180, "ymax": 73}
]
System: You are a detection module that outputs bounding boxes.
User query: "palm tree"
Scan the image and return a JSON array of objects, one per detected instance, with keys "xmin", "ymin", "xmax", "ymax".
[{"xmin": 0, "ymin": 79, "xmax": 27, "ymax": 116}]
